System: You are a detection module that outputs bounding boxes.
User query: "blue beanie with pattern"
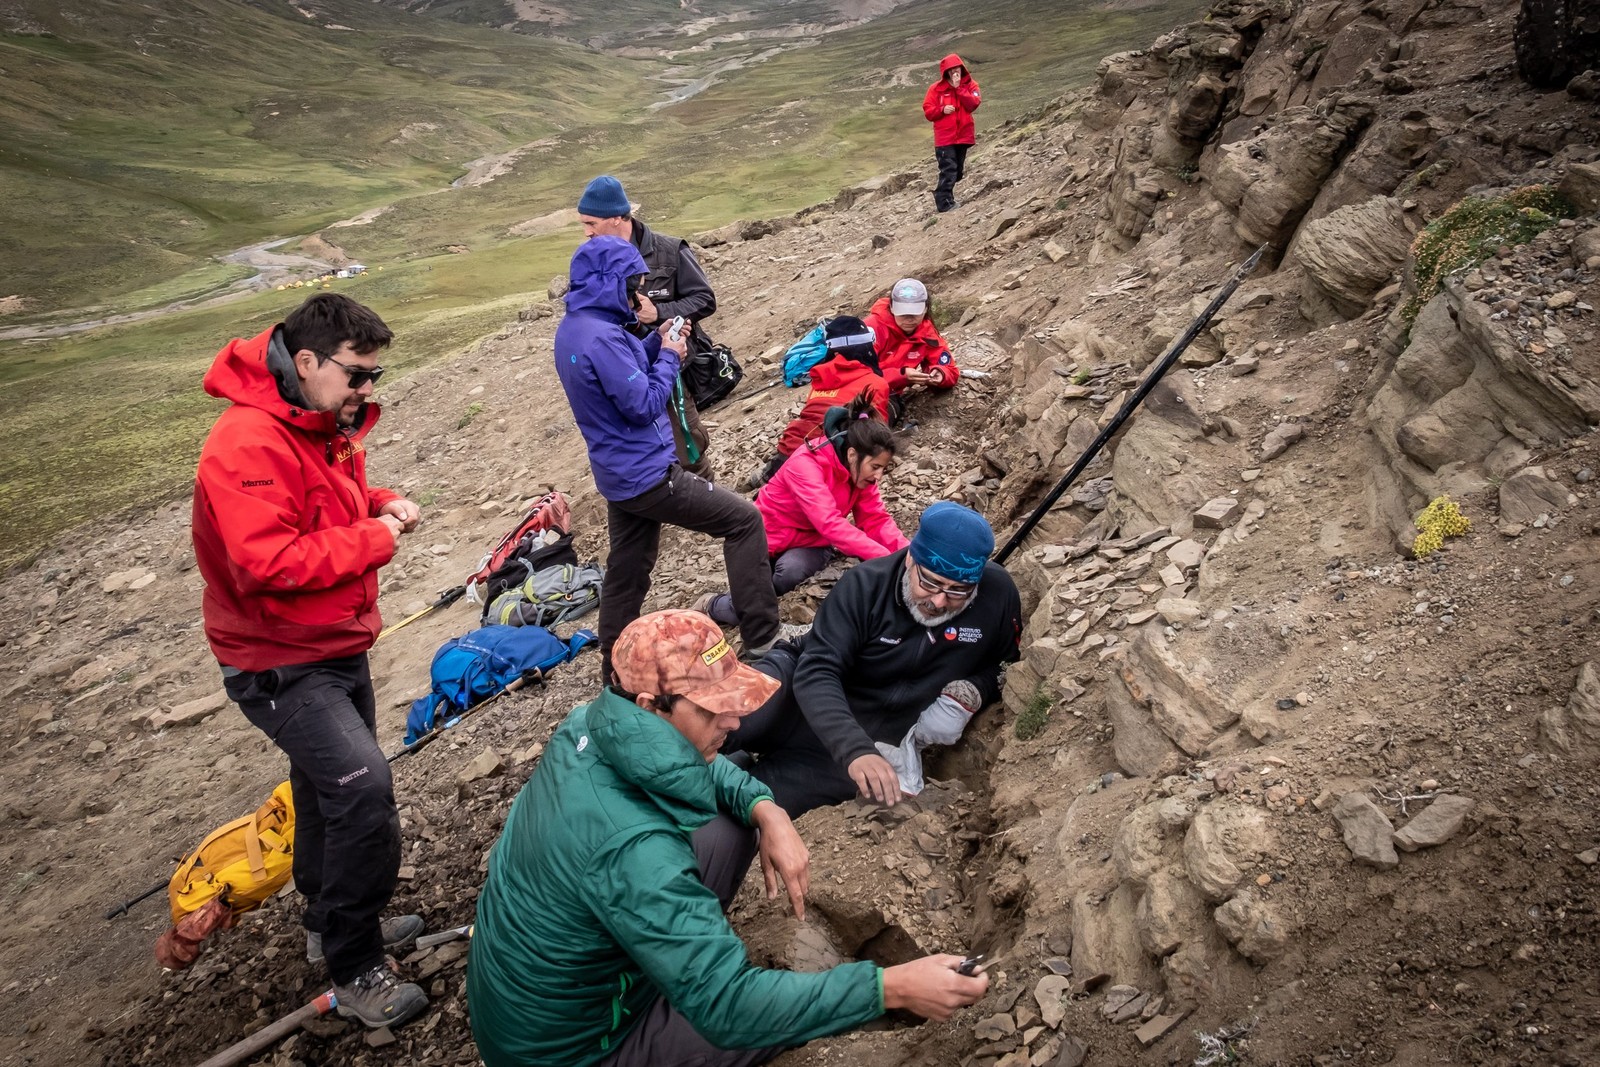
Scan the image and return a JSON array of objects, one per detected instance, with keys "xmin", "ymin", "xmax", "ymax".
[
  {"xmin": 578, "ymin": 175, "xmax": 631, "ymax": 218},
  {"xmin": 909, "ymin": 502, "xmax": 993, "ymax": 584}
]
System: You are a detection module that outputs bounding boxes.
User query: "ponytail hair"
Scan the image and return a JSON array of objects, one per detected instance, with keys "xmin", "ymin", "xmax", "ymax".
[{"xmin": 833, "ymin": 389, "xmax": 896, "ymax": 467}]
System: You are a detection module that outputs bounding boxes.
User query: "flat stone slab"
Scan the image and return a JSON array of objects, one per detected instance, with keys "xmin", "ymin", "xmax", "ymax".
[
  {"xmin": 1193, "ymin": 497, "xmax": 1241, "ymax": 529},
  {"xmin": 1333, "ymin": 792, "xmax": 1398, "ymax": 869},
  {"xmin": 1134, "ymin": 1011, "xmax": 1189, "ymax": 1046},
  {"xmin": 1393, "ymin": 794, "xmax": 1475, "ymax": 852}
]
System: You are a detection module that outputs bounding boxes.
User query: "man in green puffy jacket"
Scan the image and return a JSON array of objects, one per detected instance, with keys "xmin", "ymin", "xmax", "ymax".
[{"xmin": 467, "ymin": 609, "xmax": 989, "ymax": 1067}]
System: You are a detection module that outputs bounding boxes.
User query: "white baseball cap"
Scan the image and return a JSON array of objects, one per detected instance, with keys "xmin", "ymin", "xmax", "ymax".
[{"xmin": 889, "ymin": 278, "xmax": 928, "ymax": 316}]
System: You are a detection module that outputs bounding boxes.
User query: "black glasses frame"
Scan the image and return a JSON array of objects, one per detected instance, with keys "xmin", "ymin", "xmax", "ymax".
[
  {"xmin": 909, "ymin": 559, "xmax": 977, "ymax": 601},
  {"xmin": 324, "ymin": 355, "xmax": 384, "ymax": 389}
]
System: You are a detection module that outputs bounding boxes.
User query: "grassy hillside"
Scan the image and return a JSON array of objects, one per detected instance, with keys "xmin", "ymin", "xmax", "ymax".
[
  {"xmin": 0, "ymin": 0, "xmax": 650, "ymax": 315},
  {"xmin": 0, "ymin": 0, "xmax": 1204, "ymax": 568}
]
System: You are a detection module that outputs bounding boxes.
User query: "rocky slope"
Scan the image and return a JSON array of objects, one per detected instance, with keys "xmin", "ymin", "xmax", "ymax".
[{"xmin": 2, "ymin": 0, "xmax": 1598, "ymax": 1065}]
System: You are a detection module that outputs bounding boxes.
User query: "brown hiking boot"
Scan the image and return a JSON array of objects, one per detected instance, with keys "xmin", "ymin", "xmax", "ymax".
[{"xmin": 333, "ymin": 963, "xmax": 429, "ymax": 1029}]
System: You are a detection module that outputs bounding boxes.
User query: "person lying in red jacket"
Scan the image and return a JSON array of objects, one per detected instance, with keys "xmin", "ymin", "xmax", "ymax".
[
  {"xmin": 746, "ymin": 316, "xmax": 888, "ymax": 490},
  {"xmin": 864, "ymin": 278, "xmax": 959, "ymax": 425}
]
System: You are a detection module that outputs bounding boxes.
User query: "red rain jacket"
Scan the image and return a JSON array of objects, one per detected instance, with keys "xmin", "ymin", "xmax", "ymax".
[
  {"xmin": 923, "ymin": 53, "xmax": 981, "ymax": 147},
  {"xmin": 192, "ymin": 326, "xmax": 399, "ymax": 671},
  {"xmin": 864, "ymin": 297, "xmax": 961, "ymax": 394},
  {"xmin": 756, "ymin": 439, "xmax": 908, "ymax": 562},
  {"xmin": 775, "ymin": 356, "xmax": 889, "ymax": 457}
]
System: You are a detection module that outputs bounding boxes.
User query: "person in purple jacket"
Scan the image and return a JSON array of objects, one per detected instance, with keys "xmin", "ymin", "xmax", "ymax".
[{"xmin": 554, "ymin": 236, "xmax": 783, "ymax": 680}]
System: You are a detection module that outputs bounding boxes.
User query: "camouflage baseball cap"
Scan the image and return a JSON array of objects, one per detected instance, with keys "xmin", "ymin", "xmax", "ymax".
[{"xmin": 613, "ymin": 610, "xmax": 781, "ymax": 714}]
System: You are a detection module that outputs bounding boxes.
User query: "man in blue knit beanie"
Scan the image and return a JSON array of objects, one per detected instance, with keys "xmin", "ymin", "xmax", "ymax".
[{"xmin": 722, "ymin": 502, "xmax": 1022, "ymax": 817}]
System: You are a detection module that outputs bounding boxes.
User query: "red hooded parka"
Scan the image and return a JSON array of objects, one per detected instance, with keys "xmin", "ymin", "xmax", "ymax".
[
  {"xmin": 775, "ymin": 355, "xmax": 890, "ymax": 457},
  {"xmin": 923, "ymin": 53, "xmax": 981, "ymax": 147},
  {"xmin": 191, "ymin": 325, "xmax": 399, "ymax": 671},
  {"xmin": 864, "ymin": 296, "xmax": 961, "ymax": 394}
]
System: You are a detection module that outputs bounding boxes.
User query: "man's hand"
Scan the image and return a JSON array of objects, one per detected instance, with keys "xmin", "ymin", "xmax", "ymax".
[
  {"xmin": 883, "ymin": 955, "xmax": 989, "ymax": 1020},
  {"xmin": 376, "ymin": 514, "xmax": 406, "ymax": 542},
  {"xmin": 942, "ymin": 103, "xmax": 956, "ymax": 114},
  {"xmin": 635, "ymin": 292, "xmax": 659, "ymax": 325},
  {"xmin": 903, "ymin": 367, "xmax": 935, "ymax": 387},
  {"xmin": 847, "ymin": 753, "xmax": 903, "ymax": 807},
  {"xmin": 657, "ymin": 318, "xmax": 688, "ymax": 358},
  {"xmin": 751, "ymin": 800, "xmax": 809, "ymax": 920},
  {"xmin": 380, "ymin": 498, "xmax": 422, "ymax": 532}
]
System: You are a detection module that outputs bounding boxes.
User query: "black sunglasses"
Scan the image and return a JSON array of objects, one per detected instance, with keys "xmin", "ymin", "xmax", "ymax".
[{"xmin": 325, "ymin": 355, "xmax": 384, "ymax": 389}]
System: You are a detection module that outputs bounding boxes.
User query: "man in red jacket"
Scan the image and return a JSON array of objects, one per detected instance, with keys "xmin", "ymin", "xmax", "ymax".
[
  {"xmin": 864, "ymin": 278, "xmax": 960, "ymax": 425},
  {"xmin": 191, "ymin": 293, "xmax": 429, "ymax": 1030},
  {"xmin": 923, "ymin": 53, "xmax": 981, "ymax": 213}
]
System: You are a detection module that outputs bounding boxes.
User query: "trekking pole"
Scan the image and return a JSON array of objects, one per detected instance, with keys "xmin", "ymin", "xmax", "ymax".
[
  {"xmin": 192, "ymin": 989, "xmax": 336, "ymax": 1067},
  {"xmin": 377, "ymin": 585, "xmax": 466, "ymax": 642},
  {"xmin": 385, "ymin": 670, "xmax": 542, "ymax": 764},
  {"xmin": 994, "ymin": 244, "xmax": 1267, "ymax": 566},
  {"xmin": 104, "ymin": 878, "xmax": 169, "ymax": 920}
]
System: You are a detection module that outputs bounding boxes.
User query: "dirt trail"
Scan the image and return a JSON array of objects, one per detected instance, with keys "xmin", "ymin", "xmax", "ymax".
[
  {"xmin": 3, "ymin": 0, "xmax": 1600, "ymax": 1065},
  {"xmin": 0, "ymin": 239, "xmax": 337, "ymax": 342}
]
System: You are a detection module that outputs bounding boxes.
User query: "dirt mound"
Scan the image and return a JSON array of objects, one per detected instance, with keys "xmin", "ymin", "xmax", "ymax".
[{"xmin": 2, "ymin": 0, "xmax": 1599, "ymax": 1065}]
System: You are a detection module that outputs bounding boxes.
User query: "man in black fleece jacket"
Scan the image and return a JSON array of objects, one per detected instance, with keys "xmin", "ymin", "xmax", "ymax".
[{"xmin": 727, "ymin": 502, "xmax": 1021, "ymax": 816}]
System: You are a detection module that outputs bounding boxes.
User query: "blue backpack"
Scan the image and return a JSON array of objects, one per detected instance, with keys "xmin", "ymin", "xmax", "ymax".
[
  {"xmin": 782, "ymin": 320, "xmax": 831, "ymax": 386},
  {"xmin": 403, "ymin": 624, "xmax": 595, "ymax": 746}
]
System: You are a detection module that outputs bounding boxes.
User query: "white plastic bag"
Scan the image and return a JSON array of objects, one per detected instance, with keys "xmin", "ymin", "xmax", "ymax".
[{"xmin": 874, "ymin": 694, "xmax": 974, "ymax": 796}]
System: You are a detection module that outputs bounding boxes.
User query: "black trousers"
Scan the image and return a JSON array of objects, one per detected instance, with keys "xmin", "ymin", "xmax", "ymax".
[
  {"xmin": 223, "ymin": 653, "xmax": 400, "ymax": 985},
  {"xmin": 723, "ymin": 646, "xmax": 859, "ymax": 818},
  {"xmin": 602, "ymin": 465, "xmax": 779, "ymax": 679},
  {"xmin": 934, "ymin": 144, "xmax": 971, "ymax": 211},
  {"xmin": 596, "ymin": 816, "xmax": 788, "ymax": 1067}
]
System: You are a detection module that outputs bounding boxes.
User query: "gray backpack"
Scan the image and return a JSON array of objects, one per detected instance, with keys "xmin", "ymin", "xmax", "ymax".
[{"xmin": 484, "ymin": 561, "xmax": 604, "ymax": 628}]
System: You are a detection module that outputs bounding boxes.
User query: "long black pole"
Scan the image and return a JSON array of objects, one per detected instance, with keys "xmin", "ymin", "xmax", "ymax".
[{"xmin": 994, "ymin": 244, "xmax": 1267, "ymax": 565}]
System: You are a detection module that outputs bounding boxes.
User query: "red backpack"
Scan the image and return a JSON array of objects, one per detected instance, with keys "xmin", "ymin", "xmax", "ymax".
[{"xmin": 465, "ymin": 492, "xmax": 573, "ymax": 604}]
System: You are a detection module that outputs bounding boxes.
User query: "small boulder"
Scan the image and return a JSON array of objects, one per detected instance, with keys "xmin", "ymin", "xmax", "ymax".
[
  {"xmin": 1499, "ymin": 467, "xmax": 1574, "ymax": 525},
  {"xmin": 1393, "ymin": 794, "xmax": 1475, "ymax": 852},
  {"xmin": 1261, "ymin": 422, "xmax": 1305, "ymax": 460},
  {"xmin": 459, "ymin": 748, "xmax": 505, "ymax": 784},
  {"xmin": 1213, "ymin": 889, "xmax": 1290, "ymax": 963},
  {"xmin": 1540, "ymin": 662, "xmax": 1600, "ymax": 755},
  {"xmin": 1034, "ymin": 975, "xmax": 1072, "ymax": 1028},
  {"xmin": 975, "ymin": 1012, "xmax": 1017, "ymax": 1041},
  {"xmin": 1155, "ymin": 598, "xmax": 1204, "ymax": 625},
  {"xmin": 1184, "ymin": 805, "xmax": 1271, "ymax": 900},
  {"xmin": 1192, "ymin": 497, "xmax": 1241, "ymax": 529},
  {"xmin": 1165, "ymin": 540, "xmax": 1206, "ymax": 570},
  {"xmin": 1332, "ymin": 792, "xmax": 1398, "ymax": 869}
]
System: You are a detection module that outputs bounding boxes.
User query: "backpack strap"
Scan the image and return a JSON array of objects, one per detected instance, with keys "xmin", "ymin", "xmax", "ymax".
[
  {"xmin": 671, "ymin": 379, "xmax": 702, "ymax": 465},
  {"xmin": 243, "ymin": 810, "xmax": 268, "ymax": 883}
]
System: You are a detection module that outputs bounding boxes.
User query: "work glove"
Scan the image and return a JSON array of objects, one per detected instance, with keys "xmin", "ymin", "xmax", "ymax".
[{"xmin": 873, "ymin": 681, "xmax": 981, "ymax": 796}]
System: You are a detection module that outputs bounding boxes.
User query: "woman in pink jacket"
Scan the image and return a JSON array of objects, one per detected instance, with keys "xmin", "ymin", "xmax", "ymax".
[{"xmin": 697, "ymin": 394, "xmax": 908, "ymax": 627}]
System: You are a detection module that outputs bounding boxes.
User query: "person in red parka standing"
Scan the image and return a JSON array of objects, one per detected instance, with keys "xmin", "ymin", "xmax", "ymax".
[
  {"xmin": 923, "ymin": 53, "xmax": 981, "ymax": 213},
  {"xmin": 191, "ymin": 293, "xmax": 430, "ymax": 1031}
]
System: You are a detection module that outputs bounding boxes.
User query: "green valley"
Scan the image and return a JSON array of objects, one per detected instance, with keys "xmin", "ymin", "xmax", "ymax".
[{"xmin": 0, "ymin": 0, "xmax": 1204, "ymax": 567}]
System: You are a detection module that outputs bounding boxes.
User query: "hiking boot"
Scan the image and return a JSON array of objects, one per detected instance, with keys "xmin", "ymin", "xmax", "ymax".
[
  {"xmin": 691, "ymin": 593, "xmax": 719, "ymax": 617},
  {"xmin": 745, "ymin": 622, "xmax": 812, "ymax": 659},
  {"xmin": 332, "ymin": 963, "xmax": 429, "ymax": 1030},
  {"xmin": 307, "ymin": 914, "xmax": 425, "ymax": 964}
]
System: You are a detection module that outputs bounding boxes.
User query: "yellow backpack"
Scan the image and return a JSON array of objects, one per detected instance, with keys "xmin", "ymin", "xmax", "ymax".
[{"xmin": 167, "ymin": 780, "xmax": 296, "ymax": 923}]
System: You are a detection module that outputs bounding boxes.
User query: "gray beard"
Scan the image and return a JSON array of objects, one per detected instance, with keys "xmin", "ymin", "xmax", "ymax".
[{"xmin": 901, "ymin": 568, "xmax": 971, "ymax": 629}]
